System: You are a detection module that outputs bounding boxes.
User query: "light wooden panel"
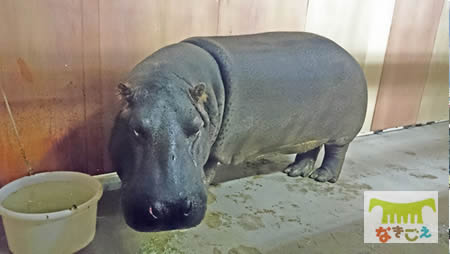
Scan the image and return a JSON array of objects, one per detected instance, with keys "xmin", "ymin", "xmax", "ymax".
[
  {"xmin": 98, "ymin": 0, "xmax": 220, "ymax": 171},
  {"xmin": 218, "ymin": 0, "xmax": 308, "ymax": 35},
  {"xmin": 371, "ymin": 0, "xmax": 445, "ymax": 131},
  {"xmin": 305, "ymin": 0, "xmax": 396, "ymax": 133},
  {"xmin": 0, "ymin": 0, "xmax": 86, "ymax": 185},
  {"xmin": 416, "ymin": 1, "xmax": 449, "ymax": 123}
]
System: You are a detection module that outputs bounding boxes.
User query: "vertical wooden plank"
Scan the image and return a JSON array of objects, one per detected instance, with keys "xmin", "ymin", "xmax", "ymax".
[
  {"xmin": 0, "ymin": 1, "xmax": 25, "ymax": 185},
  {"xmin": 417, "ymin": 1, "xmax": 449, "ymax": 123},
  {"xmin": 0, "ymin": 0, "xmax": 86, "ymax": 185},
  {"xmin": 371, "ymin": 0, "xmax": 445, "ymax": 131},
  {"xmin": 361, "ymin": 1, "xmax": 396, "ymax": 133},
  {"xmin": 217, "ymin": 0, "xmax": 308, "ymax": 35},
  {"xmin": 82, "ymin": 0, "xmax": 104, "ymax": 175},
  {"xmin": 99, "ymin": 0, "xmax": 219, "ymax": 171},
  {"xmin": 305, "ymin": 0, "xmax": 396, "ymax": 133}
]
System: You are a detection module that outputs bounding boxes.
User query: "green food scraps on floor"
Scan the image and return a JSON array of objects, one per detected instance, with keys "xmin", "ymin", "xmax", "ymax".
[
  {"xmin": 138, "ymin": 231, "xmax": 186, "ymax": 254},
  {"xmin": 205, "ymin": 211, "xmax": 222, "ymax": 228},
  {"xmin": 207, "ymin": 190, "xmax": 217, "ymax": 205}
]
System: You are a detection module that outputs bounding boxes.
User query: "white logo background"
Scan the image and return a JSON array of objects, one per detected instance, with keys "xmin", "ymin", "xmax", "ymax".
[{"xmin": 364, "ymin": 191, "xmax": 438, "ymax": 243}]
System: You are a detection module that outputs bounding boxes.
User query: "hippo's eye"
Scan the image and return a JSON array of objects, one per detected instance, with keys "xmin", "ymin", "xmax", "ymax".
[
  {"xmin": 185, "ymin": 126, "xmax": 201, "ymax": 138},
  {"xmin": 185, "ymin": 117, "xmax": 203, "ymax": 137},
  {"xmin": 132, "ymin": 126, "xmax": 147, "ymax": 139}
]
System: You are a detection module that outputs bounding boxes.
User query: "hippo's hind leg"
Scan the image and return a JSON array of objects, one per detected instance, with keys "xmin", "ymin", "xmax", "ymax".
[
  {"xmin": 283, "ymin": 146, "xmax": 321, "ymax": 177},
  {"xmin": 309, "ymin": 143, "xmax": 349, "ymax": 183}
]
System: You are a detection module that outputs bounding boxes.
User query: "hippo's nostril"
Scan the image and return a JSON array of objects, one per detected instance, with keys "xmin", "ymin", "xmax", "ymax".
[
  {"xmin": 148, "ymin": 206, "xmax": 158, "ymax": 219},
  {"xmin": 183, "ymin": 200, "xmax": 193, "ymax": 216},
  {"xmin": 149, "ymin": 201, "xmax": 165, "ymax": 219}
]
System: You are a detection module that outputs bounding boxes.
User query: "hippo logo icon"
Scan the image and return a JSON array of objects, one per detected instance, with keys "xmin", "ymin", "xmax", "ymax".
[
  {"xmin": 364, "ymin": 191, "xmax": 438, "ymax": 243},
  {"xmin": 368, "ymin": 198, "xmax": 436, "ymax": 224}
]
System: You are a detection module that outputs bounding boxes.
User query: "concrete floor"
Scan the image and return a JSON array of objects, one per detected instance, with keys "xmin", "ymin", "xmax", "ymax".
[{"xmin": 0, "ymin": 122, "xmax": 448, "ymax": 253}]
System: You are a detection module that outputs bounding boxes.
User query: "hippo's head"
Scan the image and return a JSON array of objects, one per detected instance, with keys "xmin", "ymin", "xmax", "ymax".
[{"xmin": 109, "ymin": 79, "xmax": 216, "ymax": 232}]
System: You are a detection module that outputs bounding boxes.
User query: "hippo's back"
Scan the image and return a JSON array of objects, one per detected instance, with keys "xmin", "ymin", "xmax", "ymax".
[{"xmin": 184, "ymin": 32, "xmax": 367, "ymax": 165}]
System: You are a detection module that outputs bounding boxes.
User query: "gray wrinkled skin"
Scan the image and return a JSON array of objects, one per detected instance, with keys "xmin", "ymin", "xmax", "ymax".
[{"xmin": 109, "ymin": 32, "xmax": 367, "ymax": 232}]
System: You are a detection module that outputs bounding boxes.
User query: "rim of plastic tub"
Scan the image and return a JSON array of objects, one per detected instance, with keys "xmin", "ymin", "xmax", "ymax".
[{"xmin": 0, "ymin": 171, "xmax": 103, "ymax": 221}]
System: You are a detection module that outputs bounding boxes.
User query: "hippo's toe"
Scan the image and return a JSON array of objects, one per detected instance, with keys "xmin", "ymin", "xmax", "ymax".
[
  {"xmin": 283, "ymin": 158, "xmax": 316, "ymax": 177},
  {"xmin": 309, "ymin": 167, "xmax": 337, "ymax": 183}
]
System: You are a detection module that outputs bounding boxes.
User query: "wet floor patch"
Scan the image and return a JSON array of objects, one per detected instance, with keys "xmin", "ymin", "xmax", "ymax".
[
  {"xmin": 237, "ymin": 213, "xmax": 265, "ymax": 231},
  {"xmin": 409, "ymin": 173, "xmax": 438, "ymax": 179},
  {"xmin": 224, "ymin": 193, "xmax": 253, "ymax": 204},
  {"xmin": 204, "ymin": 211, "xmax": 232, "ymax": 229},
  {"xmin": 228, "ymin": 245, "xmax": 262, "ymax": 254}
]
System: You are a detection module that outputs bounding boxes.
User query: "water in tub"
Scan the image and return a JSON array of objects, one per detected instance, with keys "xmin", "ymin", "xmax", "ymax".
[{"xmin": 2, "ymin": 181, "xmax": 93, "ymax": 213}]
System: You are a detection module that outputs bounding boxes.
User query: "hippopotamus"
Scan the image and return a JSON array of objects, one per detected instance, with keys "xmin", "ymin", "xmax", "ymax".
[{"xmin": 108, "ymin": 32, "xmax": 367, "ymax": 232}]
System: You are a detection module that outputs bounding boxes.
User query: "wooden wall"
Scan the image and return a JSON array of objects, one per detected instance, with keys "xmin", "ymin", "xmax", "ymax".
[
  {"xmin": 304, "ymin": 0, "xmax": 396, "ymax": 133},
  {"xmin": 0, "ymin": 0, "xmax": 447, "ymax": 185},
  {"xmin": 371, "ymin": 0, "xmax": 446, "ymax": 130},
  {"xmin": 416, "ymin": 0, "xmax": 449, "ymax": 124}
]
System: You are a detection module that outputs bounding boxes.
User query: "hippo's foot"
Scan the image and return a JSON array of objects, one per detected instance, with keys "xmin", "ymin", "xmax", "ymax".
[
  {"xmin": 283, "ymin": 146, "xmax": 321, "ymax": 177},
  {"xmin": 309, "ymin": 167, "xmax": 337, "ymax": 183},
  {"xmin": 283, "ymin": 158, "xmax": 316, "ymax": 177},
  {"xmin": 309, "ymin": 143, "xmax": 350, "ymax": 183}
]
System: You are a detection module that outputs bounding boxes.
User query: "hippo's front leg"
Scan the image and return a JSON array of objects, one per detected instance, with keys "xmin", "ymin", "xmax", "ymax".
[
  {"xmin": 309, "ymin": 143, "xmax": 349, "ymax": 183},
  {"xmin": 202, "ymin": 158, "xmax": 219, "ymax": 185}
]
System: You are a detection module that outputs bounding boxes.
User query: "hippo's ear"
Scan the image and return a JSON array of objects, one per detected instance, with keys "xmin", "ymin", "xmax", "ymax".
[
  {"xmin": 189, "ymin": 83, "xmax": 210, "ymax": 127},
  {"xmin": 117, "ymin": 82, "xmax": 133, "ymax": 103},
  {"xmin": 189, "ymin": 83, "xmax": 207, "ymax": 104}
]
